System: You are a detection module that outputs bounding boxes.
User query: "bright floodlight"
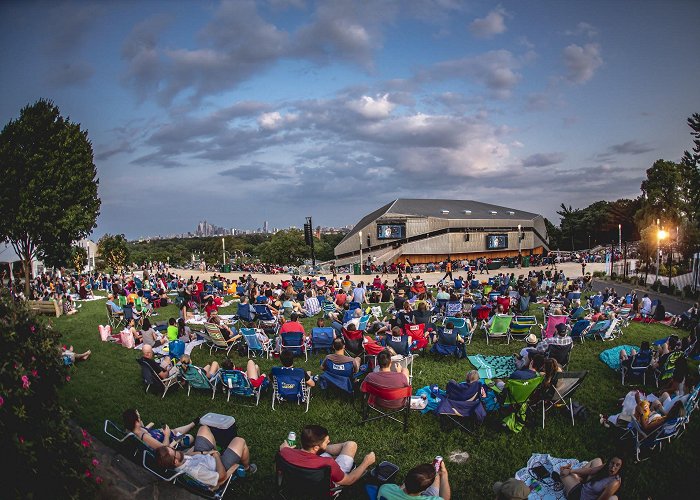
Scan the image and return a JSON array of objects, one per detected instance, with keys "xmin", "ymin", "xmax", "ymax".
[{"xmin": 658, "ymin": 229, "xmax": 668, "ymax": 240}]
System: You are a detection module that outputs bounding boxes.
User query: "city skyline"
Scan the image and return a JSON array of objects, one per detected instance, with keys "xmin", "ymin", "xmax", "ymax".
[{"xmin": 1, "ymin": 1, "xmax": 699, "ymax": 240}]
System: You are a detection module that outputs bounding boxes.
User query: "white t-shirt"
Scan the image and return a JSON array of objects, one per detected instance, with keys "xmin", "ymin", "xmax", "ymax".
[
  {"xmin": 641, "ymin": 297, "xmax": 652, "ymax": 314},
  {"xmin": 178, "ymin": 454, "xmax": 220, "ymax": 487}
]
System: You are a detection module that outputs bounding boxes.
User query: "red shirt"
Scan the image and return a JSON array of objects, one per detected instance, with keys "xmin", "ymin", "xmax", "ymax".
[
  {"xmin": 364, "ymin": 371, "xmax": 410, "ymax": 409},
  {"xmin": 279, "ymin": 321, "xmax": 306, "ymax": 335},
  {"xmin": 279, "ymin": 447, "xmax": 345, "ymax": 483}
]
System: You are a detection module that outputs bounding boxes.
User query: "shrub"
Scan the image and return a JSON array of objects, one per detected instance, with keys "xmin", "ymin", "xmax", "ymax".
[
  {"xmin": 592, "ymin": 271, "xmax": 607, "ymax": 278},
  {"xmin": 651, "ymin": 280, "xmax": 661, "ymax": 291},
  {"xmin": 0, "ymin": 291, "xmax": 98, "ymax": 498}
]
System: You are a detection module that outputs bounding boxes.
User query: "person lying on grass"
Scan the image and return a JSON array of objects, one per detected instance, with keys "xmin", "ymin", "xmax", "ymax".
[
  {"xmin": 378, "ymin": 461, "xmax": 451, "ymax": 500},
  {"xmin": 122, "ymin": 408, "xmax": 195, "ymax": 450}
]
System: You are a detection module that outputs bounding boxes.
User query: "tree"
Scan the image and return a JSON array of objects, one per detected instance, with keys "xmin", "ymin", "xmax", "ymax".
[
  {"xmin": 98, "ymin": 234, "xmax": 129, "ymax": 272},
  {"xmin": 0, "ymin": 99, "xmax": 100, "ymax": 295},
  {"xmin": 681, "ymin": 113, "xmax": 700, "ymax": 228},
  {"xmin": 71, "ymin": 245, "xmax": 87, "ymax": 273},
  {"xmin": 258, "ymin": 229, "xmax": 309, "ymax": 265}
]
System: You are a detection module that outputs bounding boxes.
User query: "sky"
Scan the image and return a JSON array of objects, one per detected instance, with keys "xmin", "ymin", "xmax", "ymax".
[{"xmin": 1, "ymin": 0, "xmax": 699, "ymax": 240}]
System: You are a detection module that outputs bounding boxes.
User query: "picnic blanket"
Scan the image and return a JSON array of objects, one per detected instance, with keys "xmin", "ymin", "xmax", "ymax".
[
  {"xmin": 468, "ymin": 355, "xmax": 517, "ymax": 379},
  {"xmin": 186, "ymin": 314, "xmax": 237, "ymax": 325},
  {"xmin": 134, "ymin": 340, "xmax": 205, "ymax": 356},
  {"xmin": 599, "ymin": 345, "xmax": 638, "ymax": 371},
  {"xmin": 74, "ymin": 295, "xmax": 107, "ymax": 302},
  {"xmin": 514, "ymin": 453, "xmax": 586, "ymax": 500}
]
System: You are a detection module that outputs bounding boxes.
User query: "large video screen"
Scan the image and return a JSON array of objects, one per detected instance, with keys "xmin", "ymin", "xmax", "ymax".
[
  {"xmin": 377, "ymin": 223, "xmax": 405, "ymax": 240},
  {"xmin": 486, "ymin": 234, "xmax": 508, "ymax": 250}
]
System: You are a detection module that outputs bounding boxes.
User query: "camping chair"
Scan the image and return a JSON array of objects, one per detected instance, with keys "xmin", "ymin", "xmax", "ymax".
[
  {"xmin": 318, "ymin": 358, "xmax": 356, "ymax": 396},
  {"xmin": 569, "ymin": 319, "xmax": 591, "ymax": 343},
  {"xmin": 620, "ymin": 350, "xmax": 653, "ymax": 385},
  {"xmin": 655, "ymin": 351, "xmax": 684, "ymax": 387},
  {"xmin": 106, "ymin": 304, "xmax": 124, "ymax": 329},
  {"xmin": 445, "ymin": 301, "xmax": 462, "ymax": 317},
  {"xmin": 271, "ymin": 366, "xmax": 311, "ymax": 412},
  {"xmin": 218, "ymin": 369, "xmax": 263, "ymax": 406},
  {"xmin": 360, "ymin": 378, "xmax": 412, "ymax": 431},
  {"xmin": 588, "ymin": 294, "xmax": 604, "ymax": 312},
  {"xmin": 481, "ymin": 314, "xmax": 513, "ymax": 345},
  {"xmin": 103, "ymin": 420, "xmax": 153, "ymax": 462},
  {"xmin": 617, "ymin": 306, "xmax": 634, "ymax": 328},
  {"xmin": 591, "ymin": 318, "xmax": 620, "ymax": 341},
  {"xmin": 123, "ymin": 304, "xmax": 142, "ymax": 329},
  {"xmin": 569, "ymin": 306, "xmax": 587, "ymax": 321},
  {"xmin": 275, "ymin": 451, "xmax": 342, "ymax": 500},
  {"xmin": 546, "ymin": 343, "xmax": 573, "ymax": 369},
  {"xmin": 516, "ymin": 295, "xmax": 530, "ymax": 315},
  {"xmin": 136, "ymin": 358, "xmax": 179, "ymax": 398},
  {"xmin": 311, "ymin": 327, "xmax": 335, "ymax": 354},
  {"xmin": 443, "ymin": 317, "xmax": 473, "ymax": 344},
  {"xmin": 142, "ymin": 449, "xmax": 235, "ymax": 500},
  {"xmin": 178, "ymin": 364, "xmax": 218, "ymax": 399},
  {"xmin": 621, "ymin": 415, "xmax": 686, "ymax": 462},
  {"xmin": 240, "ymin": 327, "xmax": 273, "ymax": 359},
  {"xmin": 254, "ymin": 304, "xmax": 280, "ymax": 332},
  {"xmin": 542, "ymin": 315, "xmax": 568, "ymax": 339},
  {"xmin": 496, "ymin": 296, "xmax": 511, "ymax": 313},
  {"xmin": 281, "ymin": 331, "xmax": 308, "ymax": 361},
  {"xmin": 533, "ymin": 371, "xmax": 587, "ymax": 428},
  {"xmin": 585, "ymin": 320, "xmax": 610, "ymax": 341},
  {"xmin": 430, "ymin": 327, "xmax": 466, "ymax": 358},
  {"xmin": 508, "ymin": 316, "xmax": 538, "ymax": 342},
  {"xmin": 236, "ymin": 302, "xmax": 256, "ymax": 325},
  {"xmin": 342, "ymin": 328, "xmax": 364, "ymax": 358},
  {"xmin": 474, "ymin": 304, "xmax": 491, "ymax": 322},
  {"xmin": 499, "ymin": 375, "xmax": 543, "ymax": 433},
  {"xmin": 436, "ymin": 380, "xmax": 486, "ymax": 435},
  {"xmin": 404, "ymin": 323, "xmax": 429, "ymax": 351},
  {"xmin": 386, "ymin": 332, "xmax": 411, "ymax": 356},
  {"xmin": 117, "ymin": 295, "xmax": 128, "ymax": 308},
  {"xmin": 357, "ymin": 314, "xmax": 370, "ymax": 332},
  {"xmin": 203, "ymin": 322, "xmax": 237, "ymax": 356}
]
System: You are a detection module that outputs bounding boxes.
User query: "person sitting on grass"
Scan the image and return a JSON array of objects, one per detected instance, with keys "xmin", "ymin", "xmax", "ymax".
[
  {"xmin": 278, "ymin": 424, "xmax": 375, "ymax": 487},
  {"xmin": 155, "ymin": 425, "xmax": 257, "ymax": 488},
  {"xmin": 378, "ymin": 461, "xmax": 451, "ymax": 499},
  {"xmin": 556, "ymin": 456, "xmax": 623, "ymax": 500},
  {"xmin": 179, "ymin": 353, "xmax": 220, "ymax": 380},
  {"xmin": 166, "ymin": 317, "xmax": 179, "ymax": 341},
  {"xmin": 61, "ymin": 345, "xmax": 91, "ymax": 363},
  {"xmin": 122, "ymin": 408, "xmax": 196, "ymax": 450},
  {"xmin": 141, "ymin": 318, "xmax": 167, "ymax": 347}
]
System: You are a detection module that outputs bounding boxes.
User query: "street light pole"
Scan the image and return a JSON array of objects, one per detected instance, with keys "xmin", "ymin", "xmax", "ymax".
[
  {"xmin": 655, "ymin": 225, "xmax": 667, "ymax": 283},
  {"xmin": 222, "ymin": 237, "xmax": 226, "ymax": 266},
  {"xmin": 359, "ymin": 231, "xmax": 363, "ymax": 276},
  {"xmin": 517, "ymin": 224, "xmax": 522, "ymax": 268},
  {"xmin": 618, "ymin": 224, "xmax": 622, "ymax": 254}
]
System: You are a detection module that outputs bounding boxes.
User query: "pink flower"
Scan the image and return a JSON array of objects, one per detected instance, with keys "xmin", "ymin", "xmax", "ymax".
[
  {"xmin": 18, "ymin": 436, "xmax": 25, "ymax": 444},
  {"xmin": 92, "ymin": 458, "xmax": 100, "ymax": 467},
  {"xmin": 0, "ymin": 396, "xmax": 4, "ymax": 407},
  {"xmin": 84, "ymin": 469, "xmax": 92, "ymax": 478},
  {"xmin": 95, "ymin": 476, "xmax": 103, "ymax": 485},
  {"xmin": 31, "ymin": 370, "xmax": 38, "ymax": 377},
  {"xmin": 65, "ymin": 376, "xmax": 71, "ymax": 382},
  {"xmin": 21, "ymin": 375, "xmax": 30, "ymax": 389},
  {"xmin": 81, "ymin": 428, "xmax": 89, "ymax": 438},
  {"xmin": 81, "ymin": 440, "xmax": 90, "ymax": 448},
  {"xmin": 30, "ymin": 325, "xmax": 35, "ymax": 333}
]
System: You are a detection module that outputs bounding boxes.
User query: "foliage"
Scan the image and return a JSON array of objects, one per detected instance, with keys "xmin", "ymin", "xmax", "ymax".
[
  {"xmin": 555, "ymin": 199, "xmax": 640, "ymax": 250},
  {"xmin": 0, "ymin": 99, "xmax": 100, "ymax": 295},
  {"xmin": 98, "ymin": 234, "xmax": 129, "ymax": 272},
  {"xmin": 257, "ymin": 229, "xmax": 309, "ymax": 265},
  {"xmin": 0, "ymin": 291, "xmax": 98, "ymax": 497},
  {"xmin": 71, "ymin": 246, "xmax": 87, "ymax": 274}
]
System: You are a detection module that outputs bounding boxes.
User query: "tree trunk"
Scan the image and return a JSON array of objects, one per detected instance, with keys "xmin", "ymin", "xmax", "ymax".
[{"xmin": 22, "ymin": 249, "xmax": 32, "ymax": 298}]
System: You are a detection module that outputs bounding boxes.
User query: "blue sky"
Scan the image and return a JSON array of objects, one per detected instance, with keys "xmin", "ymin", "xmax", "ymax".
[{"xmin": 2, "ymin": 0, "xmax": 699, "ymax": 239}]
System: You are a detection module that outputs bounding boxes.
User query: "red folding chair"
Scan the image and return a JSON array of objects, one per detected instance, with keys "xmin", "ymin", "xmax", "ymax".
[
  {"xmin": 404, "ymin": 323, "xmax": 428, "ymax": 351},
  {"xmin": 360, "ymin": 379, "xmax": 412, "ymax": 431},
  {"xmin": 342, "ymin": 328, "xmax": 364, "ymax": 357}
]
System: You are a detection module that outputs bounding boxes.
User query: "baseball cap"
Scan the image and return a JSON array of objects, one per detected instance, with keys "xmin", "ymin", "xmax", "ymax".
[
  {"xmin": 555, "ymin": 323, "xmax": 568, "ymax": 336},
  {"xmin": 492, "ymin": 478, "xmax": 529, "ymax": 500}
]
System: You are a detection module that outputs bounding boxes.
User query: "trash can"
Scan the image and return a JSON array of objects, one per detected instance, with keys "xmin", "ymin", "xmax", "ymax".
[
  {"xmin": 523, "ymin": 257, "xmax": 530, "ymax": 268},
  {"xmin": 353, "ymin": 263, "xmax": 361, "ymax": 275},
  {"xmin": 222, "ymin": 264, "xmax": 231, "ymax": 273}
]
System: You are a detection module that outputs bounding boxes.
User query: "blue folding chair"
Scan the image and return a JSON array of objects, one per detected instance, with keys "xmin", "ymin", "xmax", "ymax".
[
  {"xmin": 444, "ymin": 317, "xmax": 473, "ymax": 344},
  {"xmin": 218, "ymin": 369, "xmax": 264, "ymax": 405},
  {"xmin": 318, "ymin": 359, "xmax": 355, "ymax": 395},
  {"xmin": 281, "ymin": 331, "xmax": 307, "ymax": 361},
  {"xmin": 236, "ymin": 303, "xmax": 256, "ymax": 324},
  {"xmin": 271, "ymin": 366, "xmax": 311, "ymax": 412},
  {"xmin": 311, "ymin": 327, "xmax": 335, "ymax": 353},
  {"xmin": 569, "ymin": 319, "xmax": 591, "ymax": 343},
  {"xmin": 240, "ymin": 328, "xmax": 272, "ymax": 358}
]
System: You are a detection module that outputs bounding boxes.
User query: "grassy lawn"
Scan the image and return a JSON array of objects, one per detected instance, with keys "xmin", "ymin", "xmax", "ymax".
[{"xmin": 56, "ymin": 295, "xmax": 699, "ymax": 499}]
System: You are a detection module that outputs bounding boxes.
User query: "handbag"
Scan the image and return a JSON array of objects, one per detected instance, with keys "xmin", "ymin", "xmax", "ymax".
[
  {"xmin": 99, "ymin": 324, "xmax": 112, "ymax": 341},
  {"xmin": 120, "ymin": 329, "xmax": 135, "ymax": 348}
]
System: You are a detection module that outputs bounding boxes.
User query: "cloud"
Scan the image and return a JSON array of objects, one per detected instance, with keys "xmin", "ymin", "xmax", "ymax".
[
  {"xmin": 608, "ymin": 140, "xmax": 654, "ymax": 155},
  {"xmin": 45, "ymin": 3, "xmax": 104, "ymax": 55},
  {"xmin": 565, "ymin": 22, "xmax": 598, "ymax": 38},
  {"xmin": 346, "ymin": 94, "xmax": 395, "ymax": 119},
  {"xmin": 46, "ymin": 62, "xmax": 94, "ymax": 86},
  {"xmin": 469, "ymin": 7, "xmax": 508, "ymax": 39},
  {"xmin": 522, "ymin": 152, "xmax": 566, "ymax": 168},
  {"xmin": 563, "ymin": 43, "xmax": 603, "ymax": 83},
  {"xmin": 423, "ymin": 50, "xmax": 522, "ymax": 99}
]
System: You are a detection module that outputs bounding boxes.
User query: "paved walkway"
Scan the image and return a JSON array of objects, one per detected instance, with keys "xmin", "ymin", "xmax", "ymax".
[{"xmin": 592, "ymin": 279, "xmax": 695, "ymax": 316}]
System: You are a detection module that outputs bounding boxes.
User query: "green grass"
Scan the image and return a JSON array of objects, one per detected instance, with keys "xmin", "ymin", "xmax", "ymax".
[{"xmin": 56, "ymin": 296, "xmax": 699, "ymax": 499}]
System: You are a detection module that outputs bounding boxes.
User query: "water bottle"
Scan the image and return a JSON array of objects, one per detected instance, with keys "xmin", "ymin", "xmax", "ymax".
[
  {"xmin": 236, "ymin": 465, "xmax": 246, "ymax": 478},
  {"xmin": 287, "ymin": 431, "xmax": 297, "ymax": 448}
]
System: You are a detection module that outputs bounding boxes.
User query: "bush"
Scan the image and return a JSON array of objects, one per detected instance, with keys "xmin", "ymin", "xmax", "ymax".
[
  {"xmin": 593, "ymin": 271, "xmax": 607, "ymax": 278},
  {"xmin": 651, "ymin": 280, "xmax": 661, "ymax": 291},
  {"xmin": 0, "ymin": 291, "xmax": 98, "ymax": 498}
]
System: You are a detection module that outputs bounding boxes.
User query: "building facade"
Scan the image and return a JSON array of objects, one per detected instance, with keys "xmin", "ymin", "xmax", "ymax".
[{"xmin": 334, "ymin": 199, "xmax": 549, "ymax": 266}]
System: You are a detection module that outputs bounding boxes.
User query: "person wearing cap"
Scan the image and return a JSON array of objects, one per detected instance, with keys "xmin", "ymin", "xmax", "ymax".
[
  {"xmin": 493, "ymin": 478, "xmax": 529, "ymax": 500},
  {"xmin": 536, "ymin": 323, "xmax": 573, "ymax": 353},
  {"xmin": 515, "ymin": 334, "xmax": 539, "ymax": 369},
  {"xmin": 377, "ymin": 461, "xmax": 451, "ymax": 499}
]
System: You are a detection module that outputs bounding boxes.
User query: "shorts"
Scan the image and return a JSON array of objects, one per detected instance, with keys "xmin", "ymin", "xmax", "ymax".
[
  {"xmin": 194, "ymin": 436, "xmax": 241, "ymax": 470},
  {"xmin": 566, "ymin": 483, "xmax": 582, "ymax": 500},
  {"xmin": 320, "ymin": 453, "xmax": 354, "ymax": 474}
]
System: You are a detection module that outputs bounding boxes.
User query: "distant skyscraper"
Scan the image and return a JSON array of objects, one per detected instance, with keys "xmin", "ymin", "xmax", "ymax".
[{"xmin": 264, "ymin": 220, "xmax": 269, "ymax": 233}]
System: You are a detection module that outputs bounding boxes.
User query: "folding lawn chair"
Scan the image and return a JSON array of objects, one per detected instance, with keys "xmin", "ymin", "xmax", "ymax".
[
  {"xmin": 533, "ymin": 371, "xmax": 587, "ymax": 428},
  {"xmin": 542, "ymin": 315, "xmax": 568, "ymax": 339},
  {"xmin": 443, "ymin": 317, "xmax": 473, "ymax": 344},
  {"xmin": 342, "ymin": 328, "xmax": 364, "ymax": 358},
  {"xmin": 178, "ymin": 364, "xmax": 218, "ymax": 399},
  {"xmin": 275, "ymin": 451, "xmax": 342, "ymax": 500},
  {"xmin": 546, "ymin": 343, "xmax": 573, "ymax": 369},
  {"xmin": 516, "ymin": 295, "xmax": 530, "ymax": 315},
  {"xmin": 136, "ymin": 358, "xmax": 179, "ymax": 398},
  {"xmin": 318, "ymin": 358, "xmax": 357, "ymax": 397},
  {"xmin": 508, "ymin": 316, "xmax": 538, "ymax": 342},
  {"xmin": 106, "ymin": 304, "xmax": 124, "ymax": 330},
  {"xmin": 621, "ymin": 350, "xmax": 653, "ymax": 385},
  {"xmin": 621, "ymin": 415, "xmax": 686, "ymax": 462},
  {"xmin": 430, "ymin": 326, "xmax": 467, "ymax": 358},
  {"xmin": 436, "ymin": 380, "xmax": 486, "ymax": 435},
  {"xmin": 584, "ymin": 320, "xmax": 609, "ymax": 341},
  {"xmin": 142, "ymin": 449, "xmax": 235, "ymax": 499},
  {"xmin": 357, "ymin": 314, "xmax": 370, "ymax": 332},
  {"xmin": 103, "ymin": 420, "xmax": 152, "ymax": 462},
  {"xmin": 404, "ymin": 323, "xmax": 429, "ymax": 351},
  {"xmin": 481, "ymin": 314, "xmax": 513, "ymax": 345},
  {"xmin": 310, "ymin": 327, "xmax": 335, "ymax": 354},
  {"xmin": 218, "ymin": 369, "xmax": 263, "ymax": 406},
  {"xmin": 254, "ymin": 304, "xmax": 280, "ymax": 332},
  {"xmin": 499, "ymin": 375, "xmax": 543, "ymax": 433},
  {"xmin": 655, "ymin": 350, "xmax": 684, "ymax": 387},
  {"xmin": 281, "ymin": 331, "xmax": 308, "ymax": 361},
  {"xmin": 203, "ymin": 322, "xmax": 237, "ymax": 356},
  {"xmin": 236, "ymin": 302, "xmax": 256, "ymax": 325},
  {"xmin": 598, "ymin": 318, "xmax": 620, "ymax": 341},
  {"xmin": 240, "ymin": 327, "xmax": 273, "ymax": 359},
  {"xmin": 569, "ymin": 319, "xmax": 591, "ymax": 343},
  {"xmin": 271, "ymin": 366, "xmax": 311, "ymax": 412},
  {"xmin": 360, "ymin": 378, "xmax": 412, "ymax": 431}
]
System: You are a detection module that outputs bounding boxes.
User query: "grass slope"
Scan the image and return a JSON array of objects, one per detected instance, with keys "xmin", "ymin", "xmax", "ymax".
[{"xmin": 56, "ymin": 297, "xmax": 699, "ymax": 499}]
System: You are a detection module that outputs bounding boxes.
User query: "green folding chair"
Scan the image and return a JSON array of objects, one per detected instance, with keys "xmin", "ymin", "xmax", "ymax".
[
  {"xmin": 500, "ymin": 375, "xmax": 543, "ymax": 433},
  {"xmin": 482, "ymin": 314, "xmax": 513, "ymax": 345}
]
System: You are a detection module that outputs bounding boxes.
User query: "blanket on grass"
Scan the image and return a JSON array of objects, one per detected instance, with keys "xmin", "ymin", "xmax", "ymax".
[
  {"xmin": 514, "ymin": 453, "xmax": 586, "ymax": 500},
  {"xmin": 468, "ymin": 354, "xmax": 517, "ymax": 379},
  {"xmin": 599, "ymin": 345, "xmax": 638, "ymax": 371}
]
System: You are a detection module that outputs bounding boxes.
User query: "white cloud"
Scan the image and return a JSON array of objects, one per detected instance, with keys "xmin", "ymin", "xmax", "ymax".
[
  {"xmin": 469, "ymin": 7, "xmax": 508, "ymax": 39},
  {"xmin": 258, "ymin": 112, "xmax": 283, "ymax": 130},
  {"xmin": 565, "ymin": 22, "xmax": 598, "ymax": 38},
  {"xmin": 563, "ymin": 43, "xmax": 603, "ymax": 83},
  {"xmin": 346, "ymin": 94, "xmax": 395, "ymax": 119}
]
